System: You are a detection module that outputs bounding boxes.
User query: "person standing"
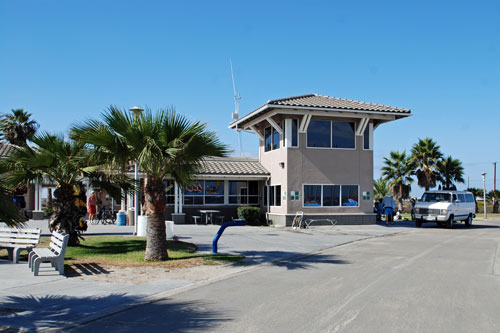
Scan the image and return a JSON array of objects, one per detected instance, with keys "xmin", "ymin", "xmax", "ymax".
[
  {"xmin": 382, "ymin": 194, "xmax": 396, "ymax": 225},
  {"xmin": 87, "ymin": 191, "xmax": 97, "ymax": 222}
]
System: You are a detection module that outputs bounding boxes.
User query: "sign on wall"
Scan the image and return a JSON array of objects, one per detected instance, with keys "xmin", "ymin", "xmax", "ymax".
[
  {"xmin": 362, "ymin": 191, "xmax": 371, "ymax": 200},
  {"xmin": 290, "ymin": 191, "xmax": 300, "ymax": 201}
]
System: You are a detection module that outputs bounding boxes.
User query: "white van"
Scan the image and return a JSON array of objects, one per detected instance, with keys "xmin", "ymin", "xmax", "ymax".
[{"xmin": 413, "ymin": 191, "xmax": 476, "ymax": 228}]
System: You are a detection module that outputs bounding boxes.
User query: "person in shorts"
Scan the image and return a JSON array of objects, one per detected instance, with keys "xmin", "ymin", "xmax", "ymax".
[
  {"xmin": 381, "ymin": 194, "xmax": 396, "ymax": 225},
  {"xmin": 87, "ymin": 191, "xmax": 97, "ymax": 222}
]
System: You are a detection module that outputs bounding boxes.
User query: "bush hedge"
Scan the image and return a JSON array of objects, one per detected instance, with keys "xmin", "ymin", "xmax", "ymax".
[{"xmin": 237, "ymin": 206, "xmax": 261, "ymax": 226}]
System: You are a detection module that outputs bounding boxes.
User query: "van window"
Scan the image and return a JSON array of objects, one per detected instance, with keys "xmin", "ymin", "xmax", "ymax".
[
  {"xmin": 421, "ymin": 192, "xmax": 451, "ymax": 203},
  {"xmin": 458, "ymin": 194, "xmax": 466, "ymax": 202},
  {"xmin": 465, "ymin": 193, "xmax": 475, "ymax": 203}
]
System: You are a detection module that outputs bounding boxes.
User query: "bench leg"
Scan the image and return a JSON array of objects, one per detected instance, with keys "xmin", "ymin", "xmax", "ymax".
[
  {"xmin": 6, "ymin": 248, "xmax": 13, "ymax": 262},
  {"xmin": 13, "ymin": 248, "xmax": 23, "ymax": 264},
  {"xmin": 29, "ymin": 252, "xmax": 39, "ymax": 271},
  {"xmin": 56, "ymin": 258, "xmax": 65, "ymax": 275},
  {"xmin": 33, "ymin": 257, "xmax": 41, "ymax": 276}
]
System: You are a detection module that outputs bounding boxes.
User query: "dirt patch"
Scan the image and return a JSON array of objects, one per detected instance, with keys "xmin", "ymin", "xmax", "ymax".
[{"xmin": 67, "ymin": 262, "xmax": 246, "ymax": 285}]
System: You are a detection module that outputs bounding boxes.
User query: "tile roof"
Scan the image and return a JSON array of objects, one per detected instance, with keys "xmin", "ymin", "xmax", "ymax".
[
  {"xmin": 230, "ymin": 93, "xmax": 411, "ymax": 129},
  {"xmin": 200, "ymin": 157, "xmax": 269, "ymax": 176},
  {"xmin": 267, "ymin": 94, "xmax": 410, "ymax": 113},
  {"xmin": 0, "ymin": 142, "xmax": 14, "ymax": 158}
]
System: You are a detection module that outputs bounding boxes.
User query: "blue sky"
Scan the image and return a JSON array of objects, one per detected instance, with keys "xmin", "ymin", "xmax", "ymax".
[{"xmin": 1, "ymin": 1, "xmax": 499, "ymax": 196}]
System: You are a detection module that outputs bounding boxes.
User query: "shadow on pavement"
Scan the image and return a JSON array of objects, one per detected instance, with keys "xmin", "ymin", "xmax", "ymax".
[
  {"xmin": 236, "ymin": 251, "xmax": 351, "ymax": 270},
  {"xmin": 376, "ymin": 220, "xmax": 500, "ymax": 230},
  {"xmin": 66, "ymin": 263, "xmax": 110, "ymax": 277},
  {"xmin": 1, "ymin": 294, "xmax": 230, "ymax": 332}
]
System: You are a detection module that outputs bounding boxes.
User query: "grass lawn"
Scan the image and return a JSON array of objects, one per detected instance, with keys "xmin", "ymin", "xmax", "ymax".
[{"xmin": 0, "ymin": 235, "xmax": 244, "ymax": 269}]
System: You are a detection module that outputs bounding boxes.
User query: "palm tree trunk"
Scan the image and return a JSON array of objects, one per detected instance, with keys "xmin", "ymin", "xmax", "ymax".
[{"xmin": 144, "ymin": 178, "xmax": 168, "ymax": 260}]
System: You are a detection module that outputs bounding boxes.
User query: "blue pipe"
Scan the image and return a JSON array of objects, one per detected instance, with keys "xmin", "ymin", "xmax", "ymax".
[{"xmin": 212, "ymin": 219, "xmax": 246, "ymax": 254}]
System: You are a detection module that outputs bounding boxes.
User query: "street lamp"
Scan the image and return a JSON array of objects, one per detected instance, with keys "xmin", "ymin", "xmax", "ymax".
[
  {"xmin": 130, "ymin": 106, "xmax": 143, "ymax": 235},
  {"xmin": 482, "ymin": 172, "xmax": 487, "ymax": 219}
]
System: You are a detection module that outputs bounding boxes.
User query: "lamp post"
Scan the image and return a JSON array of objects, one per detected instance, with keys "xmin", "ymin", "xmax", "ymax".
[
  {"xmin": 482, "ymin": 172, "xmax": 487, "ymax": 219},
  {"xmin": 130, "ymin": 106, "xmax": 143, "ymax": 235}
]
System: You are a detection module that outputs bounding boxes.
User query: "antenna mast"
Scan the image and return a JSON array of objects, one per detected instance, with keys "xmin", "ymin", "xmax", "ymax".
[{"xmin": 230, "ymin": 59, "xmax": 242, "ymax": 156}]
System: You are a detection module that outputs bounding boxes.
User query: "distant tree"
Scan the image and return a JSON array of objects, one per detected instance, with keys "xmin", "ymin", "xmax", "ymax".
[
  {"xmin": 0, "ymin": 109, "xmax": 39, "ymax": 146},
  {"xmin": 382, "ymin": 151, "xmax": 415, "ymax": 210},
  {"xmin": 436, "ymin": 156, "xmax": 464, "ymax": 190},
  {"xmin": 411, "ymin": 138, "xmax": 443, "ymax": 191},
  {"xmin": 487, "ymin": 190, "xmax": 500, "ymax": 213},
  {"xmin": 373, "ymin": 176, "xmax": 389, "ymax": 200},
  {"xmin": 467, "ymin": 188, "xmax": 483, "ymax": 213}
]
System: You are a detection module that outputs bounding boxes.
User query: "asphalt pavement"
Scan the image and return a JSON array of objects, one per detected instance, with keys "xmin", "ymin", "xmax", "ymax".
[{"xmin": 0, "ymin": 219, "xmax": 409, "ymax": 331}]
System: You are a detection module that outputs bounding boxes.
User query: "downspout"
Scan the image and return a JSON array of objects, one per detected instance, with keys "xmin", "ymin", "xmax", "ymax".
[{"xmin": 266, "ymin": 176, "xmax": 271, "ymax": 225}]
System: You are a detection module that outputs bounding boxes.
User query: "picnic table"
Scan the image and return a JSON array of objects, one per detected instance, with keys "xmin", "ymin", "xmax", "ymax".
[{"xmin": 199, "ymin": 210, "xmax": 220, "ymax": 225}]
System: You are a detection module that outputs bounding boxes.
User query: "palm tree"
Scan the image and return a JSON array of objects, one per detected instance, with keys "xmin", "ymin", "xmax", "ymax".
[
  {"xmin": 381, "ymin": 151, "xmax": 415, "ymax": 210},
  {"xmin": 411, "ymin": 137, "xmax": 443, "ymax": 191},
  {"xmin": 71, "ymin": 107, "xmax": 229, "ymax": 260},
  {"xmin": 0, "ymin": 180, "xmax": 22, "ymax": 227},
  {"xmin": 0, "ymin": 109, "xmax": 39, "ymax": 146},
  {"xmin": 373, "ymin": 176, "xmax": 389, "ymax": 200},
  {"xmin": 436, "ymin": 156, "xmax": 464, "ymax": 190},
  {"xmin": 0, "ymin": 133, "xmax": 127, "ymax": 245}
]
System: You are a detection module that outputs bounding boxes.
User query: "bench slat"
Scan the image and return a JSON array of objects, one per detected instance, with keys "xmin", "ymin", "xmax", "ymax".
[
  {"xmin": 50, "ymin": 236, "xmax": 64, "ymax": 248},
  {"xmin": 0, "ymin": 232, "xmax": 41, "ymax": 239},
  {"xmin": 51, "ymin": 232, "xmax": 65, "ymax": 242},
  {"xmin": 49, "ymin": 242, "xmax": 62, "ymax": 254},
  {"xmin": 0, "ymin": 227, "xmax": 41, "ymax": 234},
  {"xmin": 0, "ymin": 238, "xmax": 40, "ymax": 244}
]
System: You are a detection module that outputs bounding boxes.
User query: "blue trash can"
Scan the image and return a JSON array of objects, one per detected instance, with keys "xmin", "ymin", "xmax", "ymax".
[{"xmin": 116, "ymin": 212, "xmax": 127, "ymax": 226}]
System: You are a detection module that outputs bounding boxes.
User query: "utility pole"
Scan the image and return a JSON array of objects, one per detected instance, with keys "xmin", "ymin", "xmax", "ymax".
[
  {"xmin": 482, "ymin": 172, "xmax": 487, "ymax": 219},
  {"xmin": 493, "ymin": 162, "xmax": 498, "ymax": 213}
]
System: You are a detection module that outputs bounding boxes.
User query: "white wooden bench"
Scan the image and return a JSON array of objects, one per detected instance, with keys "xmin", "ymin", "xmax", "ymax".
[
  {"xmin": 0, "ymin": 227, "xmax": 41, "ymax": 263},
  {"xmin": 28, "ymin": 231, "xmax": 69, "ymax": 276}
]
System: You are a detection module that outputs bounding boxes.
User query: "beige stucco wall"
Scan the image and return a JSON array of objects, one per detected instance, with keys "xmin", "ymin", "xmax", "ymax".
[{"xmin": 259, "ymin": 121, "xmax": 373, "ymax": 216}]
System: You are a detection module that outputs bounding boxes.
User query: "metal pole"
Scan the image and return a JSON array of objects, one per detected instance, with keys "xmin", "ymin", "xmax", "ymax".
[
  {"xmin": 482, "ymin": 172, "xmax": 487, "ymax": 219},
  {"xmin": 494, "ymin": 162, "xmax": 497, "ymax": 193},
  {"xmin": 134, "ymin": 161, "xmax": 139, "ymax": 235}
]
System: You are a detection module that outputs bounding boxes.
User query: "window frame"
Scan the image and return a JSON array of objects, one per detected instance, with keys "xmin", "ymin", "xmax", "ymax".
[
  {"xmin": 302, "ymin": 184, "xmax": 359, "ymax": 208},
  {"xmin": 264, "ymin": 126, "xmax": 281, "ymax": 152},
  {"xmin": 306, "ymin": 119, "xmax": 357, "ymax": 150}
]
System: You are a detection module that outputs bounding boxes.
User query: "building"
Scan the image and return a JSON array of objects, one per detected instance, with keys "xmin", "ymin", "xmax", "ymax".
[{"xmin": 228, "ymin": 94, "xmax": 411, "ymax": 226}]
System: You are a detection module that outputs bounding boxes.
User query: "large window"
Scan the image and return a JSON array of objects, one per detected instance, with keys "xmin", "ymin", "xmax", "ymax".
[
  {"xmin": 363, "ymin": 123, "xmax": 372, "ymax": 150},
  {"xmin": 184, "ymin": 180, "xmax": 204, "ymax": 205},
  {"xmin": 265, "ymin": 126, "xmax": 281, "ymax": 152},
  {"xmin": 303, "ymin": 184, "xmax": 359, "ymax": 207},
  {"xmin": 264, "ymin": 185, "xmax": 281, "ymax": 207},
  {"xmin": 229, "ymin": 181, "xmax": 259, "ymax": 205},
  {"xmin": 332, "ymin": 122, "xmax": 355, "ymax": 149},
  {"xmin": 164, "ymin": 180, "xmax": 175, "ymax": 205},
  {"xmin": 307, "ymin": 120, "xmax": 356, "ymax": 149},
  {"xmin": 284, "ymin": 118, "xmax": 299, "ymax": 148},
  {"xmin": 204, "ymin": 180, "xmax": 224, "ymax": 204},
  {"xmin": 307, "ymin": 120, "xmax": 331, "ymax": 148}
]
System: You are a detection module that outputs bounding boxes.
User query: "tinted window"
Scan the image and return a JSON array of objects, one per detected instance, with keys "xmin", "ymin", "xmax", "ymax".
[
  {"xmin": 272, "ymin": 128, "xmax": 280, "ymax": 150},
  {"xmin": 363, "ymin": 125, "xmax": 370, "ymax": 149},
  {"xmin": 275, "ymin": 185, "xmax": 281, "ymax": 206},
  {"xmin": 304, "ymin": 185, "xmax": 322, "ymax": 206},
  {"xmin": 307, "ymin": 120, "xmax": 331, "ymax": 148},
  {"xmin": 341, "ymin": 185, "xmax": 359, "ymax": 206},
  {"xmin": 466, "ymin": 194, "xmax": 475, "ymax": 203},
  {"xmin": 458, "ymin": 194, "xmax": 466, "ymax": 202},
  {"xmin": 249, "ymin": 181, "xmax": 259, "ymax": 195},
  {"xmin": 332, "ymin": 121, "xmax": 355, "ymax": 149},
  {"xmin": 323, "ymin": 185, "xmax": 340, "ymax": 206},
  {"xmin": 292, "ymin": 119, "xmax": 298, "ymax": 147},
  {"xmin": 265, "ymin": 127, "xmax": 272, "ymax": 152}
]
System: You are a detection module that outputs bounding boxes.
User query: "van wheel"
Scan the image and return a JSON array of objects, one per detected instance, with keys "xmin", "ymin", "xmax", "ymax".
[
  {"xmin": 415, "ymin": 219, "xmax": 422, "ymax": 228},
  {"xmin": 465, "ymin": 215, "xmax": 472, "ymax": 227},
  {"xmin": 447, "ymin": 216, "xmax": 454, "ymax": 229}
]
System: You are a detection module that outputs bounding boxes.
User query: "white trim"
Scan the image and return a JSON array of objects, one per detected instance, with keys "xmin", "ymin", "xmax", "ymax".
[
  {"xmin": 355, "ymin": 117, "xmax": 369, "ymax": 136},
  {"xmin": 249, "ymin": 125, "xmax": 264, "ymax": 141},
  {"xmin": 266, "ymin": 116, "xmax": 283, "ymax": 135}
]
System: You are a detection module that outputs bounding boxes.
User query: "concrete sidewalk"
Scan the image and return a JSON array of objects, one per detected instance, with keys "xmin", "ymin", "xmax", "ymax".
[{"xmin": 0, "ymin": 220, "xmax": 411, "ymax": 331}]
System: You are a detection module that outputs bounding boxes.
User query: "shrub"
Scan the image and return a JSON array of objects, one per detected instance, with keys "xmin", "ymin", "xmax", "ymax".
[{"xmin": 237, "ymin": 206, "xmax": 261, "ymax": 226}]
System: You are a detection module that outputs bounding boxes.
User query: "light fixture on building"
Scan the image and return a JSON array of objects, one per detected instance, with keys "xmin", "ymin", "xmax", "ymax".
[{"xmin": 279, "ymin": 162, "xmax": 285, "ymax": 168}]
